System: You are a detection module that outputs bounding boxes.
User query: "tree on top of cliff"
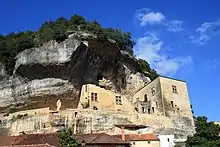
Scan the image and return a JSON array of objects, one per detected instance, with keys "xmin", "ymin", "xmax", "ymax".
[
  {"xmin": 186, "ymin": 116, "xmax": 220, "ymax": 147},
  {"xmin": 0, "ymin": 13, "xmax": 158, "ymax": 80}
]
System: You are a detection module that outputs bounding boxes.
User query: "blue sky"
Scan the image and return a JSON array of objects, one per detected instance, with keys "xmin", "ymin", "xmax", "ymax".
[{"xmin": 1, "ymin": 0, "xmax": 220, "ymax": 121}]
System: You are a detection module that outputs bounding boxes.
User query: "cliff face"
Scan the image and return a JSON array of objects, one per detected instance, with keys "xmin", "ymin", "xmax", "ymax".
[{"xmin": 0, "ymin": 34, "xmax": 150, "ymax": 113}]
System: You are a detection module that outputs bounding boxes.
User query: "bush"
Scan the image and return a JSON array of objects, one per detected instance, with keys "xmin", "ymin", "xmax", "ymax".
[{"xmin": 0, "ymin": 14, "xmax": 135, "ymax": 75}]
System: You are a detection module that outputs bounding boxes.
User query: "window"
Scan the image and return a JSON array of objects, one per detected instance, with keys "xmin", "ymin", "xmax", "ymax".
[
  {"xmin": 93, "ymin": 106, "xmax": 98, "ymax": 110},
  {"xmin": 148, "ymin": 141, "xmax": 150, "ymax": 144},
  {"xmin": 167, "ymin": 138, "xmax": 170, "ymax": 142},
  {"xmin": 152, "ymin": 107, "xmax": 154, "ymax": 113},
  {"xmin": 85, "ymin": 85, "xmax": 87, "ymax": 92},
  {"xmin": 133, "ymin": 142, "xmax": 135, "ymax": 145},
  {"xmin": 151, "ymin": 87, "xmax": 155, "ymax": 96},
  {"xmin": 156, "ymin": 102, "xmax": 158, "ymax": 108},
  {"xmin": 172, "ymin": 85, "xmax": 177, "ymax": 93},
  {"xmin": 148, "ymin": 109, "xmax": 151, "ymax": 114},
  {"xmin": 142, "ymin": 107, "xmax": 145, "ymax": 113},
  {"xmin": 144, "ymin": 94, "xmax": 148, "ymax": 102},
  {"xmin": 91, "ymin": 92, "xmax": 98, "ymax": 101},
  {"xmin": 116, "ymin": 96, "xmax": 122, "ymax": 105},
  {"xmin": 171, "ymin": 101, "xmax": 174, "ymax": 108}
]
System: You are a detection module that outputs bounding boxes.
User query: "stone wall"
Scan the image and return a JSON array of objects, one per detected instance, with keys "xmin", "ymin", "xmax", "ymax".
[{"xmin": 0, "ymin": 108, "xmax": 195, "ymax": 139}]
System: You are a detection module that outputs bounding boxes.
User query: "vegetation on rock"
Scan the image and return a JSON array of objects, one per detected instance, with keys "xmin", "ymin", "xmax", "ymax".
[
  {"xmin": 186, "ymin": 116, "xmax": 220, "ymax": 147},
  {"xmin": 0, "ymin": 14, "xmax": 158, "ymax": 80},
  {"xmin": 137, "ymin": 59, "xmax": 159, "ymax": 80},
  {"xmin": 59, "ymin": 128, "xmax": 78, "ymax": 147},
  {"xmin": 0, "ymin": 14, "xmax": 134, "ymax": 74}
]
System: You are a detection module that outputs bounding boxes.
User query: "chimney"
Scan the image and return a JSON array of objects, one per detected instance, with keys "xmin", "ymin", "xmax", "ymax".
[{"xmin": 121, "ymin": 126, "xmax": 125, "ymax": 141}]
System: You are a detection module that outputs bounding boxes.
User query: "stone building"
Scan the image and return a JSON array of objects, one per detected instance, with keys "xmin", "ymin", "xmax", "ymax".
[
  {"xmin": 133, "ymin": 76, "xmax": 194, "ymax": 120},
  {"xmin": 78, "ymin": 84, "xmax": 124, "ymax": 111}
]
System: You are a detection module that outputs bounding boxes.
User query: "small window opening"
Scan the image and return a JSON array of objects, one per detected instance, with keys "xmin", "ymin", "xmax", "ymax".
[
  {"xmin": 148, "ymin": 141, "xmax": 150, "ymax": 144},
  {"xmin": 148, "ymin": 109, "xmax": 151, "ymax": 114},
  {"xmin": 116, "ymin": 96, "xmax": 122, "ymax": 105},
  {"xmin": 167, "ymin": 138, "xmax": 170, "ymax": 142},
  {"xmin": 142, "ymin": 107, "xmax": 145, "ymax": 113},
  {"xmin": 85, "ymin": 85, "xmax": 87, "ymax": 92},
  {"xmin": 152, "ymin": 107, "xmax": 154, "ymax": 113},
  {"xmin": 156, "ymin": 102, "xmax": 158, "ymax": 108},
  {"xmin": 93, "ymin": 106, "xmax": 98, "ymax": 110},
  {"xmin": 172, "ymin": 85, "xmax": 177, "ymax": 93},
  {"xmin": 151, "ymin": 87, "xmax": 155, "ymax": 96},
  {"xmin": 171, "ymin": 101, "xmax": 174, "ymax": 108},
  {"xmin": 144, "ymin": 94, "xmax": 148, "ymax": 102},
  {"xmin": 91, "ymin": 93, "xmax": 98, "ymax": 101}
]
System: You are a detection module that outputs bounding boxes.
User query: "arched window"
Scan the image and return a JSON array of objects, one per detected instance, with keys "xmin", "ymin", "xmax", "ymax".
[{"xmin": 144, "ymin": 94, "xmax": 148, "ymax": 102}]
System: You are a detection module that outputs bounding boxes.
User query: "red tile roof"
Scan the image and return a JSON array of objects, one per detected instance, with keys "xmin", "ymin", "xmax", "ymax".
[
  {"xmin": 74, "ymin": 133, "xmax": 129, "ymax": 144},
  {"xmin": 0, "ymin": 133, "xmax": 59, "ymax": 147},
  {"xmin": 0, "ymin": 133, "xmax": 129, "ymax": 146},
  {"xmin": 114, "ymin": 134, "xmax": 159, "ymax": 141}
]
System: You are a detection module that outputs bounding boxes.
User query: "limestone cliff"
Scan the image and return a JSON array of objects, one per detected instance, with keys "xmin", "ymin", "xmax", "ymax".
[{"xmin": 0, "ymin": 33, "xmax": 150, "ymax": 113}]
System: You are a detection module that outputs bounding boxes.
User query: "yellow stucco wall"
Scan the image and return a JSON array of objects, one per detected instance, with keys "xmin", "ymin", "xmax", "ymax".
[
  {"xmin": 78, "ymin": 84, "xmax": 122, "ymax": 111},
  {"xmin": 131, "ymin": 140, "xmax": 160, "ymax": 147},
  {"xmin": 159, "ymin": 77, "xmax": 193, "ymax": 118}
]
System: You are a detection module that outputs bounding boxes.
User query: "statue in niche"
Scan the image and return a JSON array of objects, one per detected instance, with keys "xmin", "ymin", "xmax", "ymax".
[{"xmin": 56, "ymin": 99, "xmax": 61, "ymax": 111}]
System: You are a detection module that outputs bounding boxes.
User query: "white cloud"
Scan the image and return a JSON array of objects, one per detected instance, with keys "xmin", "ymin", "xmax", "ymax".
[
  {"xmin": 135, "ymin": 32, "xmax": 193, "ymax": 76},
  {"xmin": 135, "ymin": 8, "xmax": 184, "ymax": 32},
  {"xmin": 190, "ymin": 19, "xmax": 220, "ymax": 44},
  {"xmin": 136, "ymin": 8, "xmax": 165, "ymax": 26},
  {"xmin": 166, "ymin": 20, "xmax": 184, "ymax": 32}
]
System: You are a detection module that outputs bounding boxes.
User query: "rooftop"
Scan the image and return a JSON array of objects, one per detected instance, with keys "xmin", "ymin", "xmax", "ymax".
[
  {"xmin": 74, "ymin": 133, "xmax": 129, "ymax": 144},
  {"xmin": 114, "ymin": 133, "xmax": 159, "ymax": 141}
]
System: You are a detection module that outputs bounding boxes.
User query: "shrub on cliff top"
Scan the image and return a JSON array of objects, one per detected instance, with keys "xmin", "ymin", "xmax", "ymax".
[{"xmin": 0, "ymin": 14, "xmax": 135, "ymax": 75}]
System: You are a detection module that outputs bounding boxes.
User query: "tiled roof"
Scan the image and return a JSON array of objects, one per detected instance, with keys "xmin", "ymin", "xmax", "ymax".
[
  {"xmin": 2, "ymin": 144, "xmax": 54, "ymax": 147},
  {"xmin": 114, "ymin": 134, "xmax": 159, "ymax": 141},
  {"xmin": 0, "ymin": 133, "xmax": 59, "ymax": 147},
  {"xmin": 0, "ymin": 133, "xmax": 129, "ymax": 146},
  {"xmin": 74, "ymin": 133, "xmax": 129, "ymax": 144}
]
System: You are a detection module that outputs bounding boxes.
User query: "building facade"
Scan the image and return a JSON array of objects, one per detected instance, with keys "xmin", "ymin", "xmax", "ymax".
[
  {"xmin": 78, "ymin": 84, "xmax": 123, "ymax": 111},
  {"xmin": 133, "ymin": 76, "xmax": 194, "ymax": 121}
]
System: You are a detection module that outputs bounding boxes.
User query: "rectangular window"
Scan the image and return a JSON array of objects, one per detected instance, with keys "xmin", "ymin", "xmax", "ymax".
[
  {"xmin": 94, "ymin": 93, "xmax": 97, "ymax": 101},
  {"xmin": 91, "ymin": 92, "xmax": 98, "ymax": 101},
  {"xmin": 151, "ymin": 87, "xmax": 155, "ymax": 96},
  {"xmin": 156, "ymin": 102, "xmax": 158, "ymax": 109},
  {"xmin": 148, "ymin": 109, "xmax": 151, "ymax": 114},
  {"xmin": 116, "ymin": 96, "xmax": 122, "ymax": 105},
  {"xmin": 142, "ymin": 107, "xmax": 145, "ymax": 113},
  {"xmin": 152, "ymin": 107, "xmax": 154, "ymax": 113},
  {"xmin": 171, "ymin": 101, "xmax": 174, "ymax": 108},
  {"xmin": 144, "ymin": 94, "xmax": 148, "ymax": 102},
  {"xmin": 172, "ymin": 85, "xmax": 177, "ymax": 93},
  {"xmin": 85, "ymin": 85, "xmax": 87, "ymax": 92}
]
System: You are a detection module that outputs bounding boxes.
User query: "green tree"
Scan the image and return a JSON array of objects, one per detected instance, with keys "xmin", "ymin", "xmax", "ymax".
[
  {"xmin": 186, "ymin": 116, "xmax": 220, "ymax": 147},
  {"xmin": 59, "ymin": 128, "xmax": 78, "ymax": 147},
  {"xmin": 137, "ymin": 59, "xmax": 159, "ymax": 80}
]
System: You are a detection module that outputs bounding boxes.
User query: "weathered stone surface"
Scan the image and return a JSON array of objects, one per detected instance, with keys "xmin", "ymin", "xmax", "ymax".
[
  {"xmin": 0, "ymin": 108, "xmax": 194, "ymax": 139},
  {"xmin": 0, "ymin": 37, "xmax": 149, "ymax": 111}
]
